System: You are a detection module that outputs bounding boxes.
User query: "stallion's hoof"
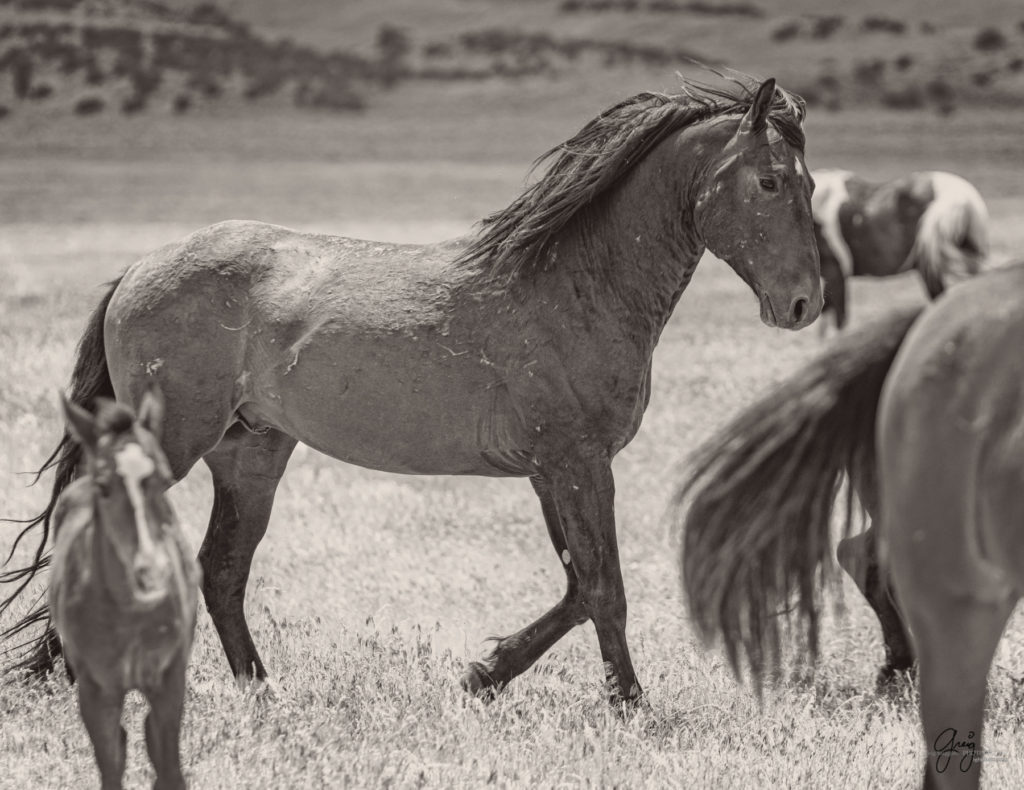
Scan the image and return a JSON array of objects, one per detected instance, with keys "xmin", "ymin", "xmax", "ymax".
[
  {"xmin": 461, "ymin": 662, "xmax": 501, "ymax": 700},
  {"xmin": 875, "ymin": 663, "xmax": 916, "ymax": 696},
  {"xmin": 236, "ymin": 675, "xmax": 276, "ymax": 702},
  {"xmin": 607, "ymin": 682, "xmax": 646, "ymax": 715}
]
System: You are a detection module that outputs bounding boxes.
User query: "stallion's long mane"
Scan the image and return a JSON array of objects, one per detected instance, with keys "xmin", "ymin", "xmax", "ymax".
[{"xmin": 457, "ymin": 74, "xmax": 806, "ymax": 281}]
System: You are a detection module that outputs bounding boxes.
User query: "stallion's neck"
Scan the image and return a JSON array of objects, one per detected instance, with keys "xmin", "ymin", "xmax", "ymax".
[{"xmin": 552, "ymin": 123, "xmax": 718, "ymax": 351}]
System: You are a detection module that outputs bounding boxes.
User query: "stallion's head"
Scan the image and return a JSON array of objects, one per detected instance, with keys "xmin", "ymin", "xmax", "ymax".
[
  {"xmin": 694, "ymin": 78, "xmax": 822, "ymax": 330},
  {"xmin": 62, "ymin": 386, "xmax": 176, "ymax": 602}
]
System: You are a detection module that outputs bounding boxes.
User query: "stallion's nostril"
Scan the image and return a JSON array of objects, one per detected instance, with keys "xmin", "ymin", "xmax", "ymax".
[{"xmin": 792, "ymin": 296, "xmax": 808, "ymax": 324}]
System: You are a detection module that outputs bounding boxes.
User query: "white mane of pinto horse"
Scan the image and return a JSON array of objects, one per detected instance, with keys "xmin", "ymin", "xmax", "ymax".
[{"xmin": 810, "ymin": 168, "xmax": 990, "ymax": 329}]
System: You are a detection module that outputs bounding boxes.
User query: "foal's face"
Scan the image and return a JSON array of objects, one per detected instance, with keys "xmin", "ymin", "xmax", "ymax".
[
  {"xmin": 695, "ymin": 80, "xmax": 822, "ymax": 330},
  {"xmin": 93, "ymin": 432, "xmax": 173, "ymax": 551},
  {"xmin": 63, "ymin": 391, "xmax": 177, "ymax": 597}
]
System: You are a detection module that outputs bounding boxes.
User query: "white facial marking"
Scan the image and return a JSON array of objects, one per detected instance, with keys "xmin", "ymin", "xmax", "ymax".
[
  {"xmin": 793, "ymin": 156, "xmax": 805, "ymax": 177},
  {"xmin": 561, "ymin": 550, "xmax": 571, "ymax": 565},
  {"xmin": 810, "ymin": 169, "xmax": 856, "ymax": 278},
  {"xmin": 114, "ymin": 444, "xmax": 157, "ymax": 558}
]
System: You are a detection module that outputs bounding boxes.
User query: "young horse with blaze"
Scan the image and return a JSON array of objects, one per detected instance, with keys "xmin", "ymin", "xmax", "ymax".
[{"xmin": 50, "ymin": 387, "xmax": 199, "ymax": 790}]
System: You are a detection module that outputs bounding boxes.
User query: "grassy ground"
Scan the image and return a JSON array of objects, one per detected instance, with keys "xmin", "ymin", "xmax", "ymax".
[{"xmin": 2, "ymin": 91, "xmax": 1024, "ymax": 788}]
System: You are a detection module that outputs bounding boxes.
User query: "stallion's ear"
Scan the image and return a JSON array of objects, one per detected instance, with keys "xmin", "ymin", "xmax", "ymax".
[
  {"xmin": 61, "ymin": 394, "xmax": 97, "ymax": 451},
  {"xmin": 137, "ymin": 382, "xmax": 165, "ymax": 442},
  {"xmin": 737, "ymin": 78, "xmax": 776, "ymax": 136}
]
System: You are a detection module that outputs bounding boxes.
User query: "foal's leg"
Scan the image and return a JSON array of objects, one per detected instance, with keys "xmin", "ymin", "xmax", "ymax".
[
  {"xmin": 78, "ymin": 676, "xmax": 127, "ymax": 790},
  {"xmin": 142, "ymin": 654, "xmax": 187, "ymax": 790},
  {"xmin": 461, "ymin": 476, "xmax": 586, "ymax": 696},
  {"xmin": 200, "ymin": 425, "xmax": 296, "ymax": 681},
  {"xmin": 836, "ymin": 525, "xmax": 915, "ymax": 687}
]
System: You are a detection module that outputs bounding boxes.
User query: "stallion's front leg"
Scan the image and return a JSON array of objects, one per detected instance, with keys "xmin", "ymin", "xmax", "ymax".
[
  {"xmin": 549, "ymin": 455, "xmax": 641, "ymax": 705},
  {"xmin": 461, "ymin": 476, "xmax": 587, "ymax": 696}
]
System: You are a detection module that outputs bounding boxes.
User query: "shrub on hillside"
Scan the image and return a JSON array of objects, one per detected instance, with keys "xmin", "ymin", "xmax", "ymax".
[
  {"xmin": 26, "ymin": 82, "xmax": 53, "ymax": 100},
  {"xmin": 811, "ymin": 16, "xmax": 843, "ymax": 40},
  {"xmin": 974, "ymin": 28, "xmax": 1006, "ymax": 52},
  {"xmin": 880, "ymin": 84, "xmax": 924, "ymax": 109},
  {"xmin": 74, "ymin": 96, "xmax": 104, "ymax": 115},
  {"xmin": 925, "ymin": 78, "xmax": 955, "ymax": 115},
  {"xmin": 862, "ymin": 17, "xmax": 906, "ymax": 35},
  {"xmin": 894, "ymin": 54, "xmax": 913, "ymax": 71},
  {"xmin": 2, "ymin": 48, "xmax": 33, "ymax": 99},
  {"xmin": 121, "ymin": 93, "xmax": 146, "ymax": 114},
  {"xmin": 771, "ymin": 21, "xmax": 800, "ymax": 42},
  {"xmin": 853, "ymin": 59, "xmax": 885, "ymax": 86},
  {"xmin": 0, "ymin": 104, "xmax": 9, "ymax": 119}
]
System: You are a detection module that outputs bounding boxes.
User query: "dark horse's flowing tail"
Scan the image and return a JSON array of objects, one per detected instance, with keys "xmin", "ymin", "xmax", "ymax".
[
  {"xmin": 0, "ymin": 277, "xmax": 123, "ymax": 675},
  {"xmin": 676, "ymin": 306, "xmax": 924, "ymax": 693}
]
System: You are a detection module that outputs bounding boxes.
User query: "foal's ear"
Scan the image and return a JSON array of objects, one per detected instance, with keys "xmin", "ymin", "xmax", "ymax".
[
  {"xmin": 737, "ymin": 78, "xmax": 776, "ymax": 136},
  {"xmin": 60, "ymin": 394, "xmax": 98, "ymax": 451},
  {"xmin": 137, "ymin": 382, "xmax": 165, "ymax": 441}
]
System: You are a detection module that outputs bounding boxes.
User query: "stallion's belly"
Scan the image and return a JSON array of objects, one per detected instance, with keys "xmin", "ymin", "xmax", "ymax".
[{"xmin": 250, "ymin": 335, "xmax": 534, "ymax": 477}]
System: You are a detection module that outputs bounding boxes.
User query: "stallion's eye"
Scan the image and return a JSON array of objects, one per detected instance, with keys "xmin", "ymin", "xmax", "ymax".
[{"xmin": 759, "ymin": 176, "xmax": 778, "ymax": 192}]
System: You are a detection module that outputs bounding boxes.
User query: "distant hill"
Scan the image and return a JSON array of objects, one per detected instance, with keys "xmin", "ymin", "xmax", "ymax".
[{"xmin": 1, "ymin": 0, "xmax": 1022, "ymax": 119}]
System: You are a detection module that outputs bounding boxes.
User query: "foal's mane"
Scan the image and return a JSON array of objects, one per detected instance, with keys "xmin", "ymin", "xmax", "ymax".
[{"xmin": 457, "ymin": 75, "xmax": 806, "ymax": 281}]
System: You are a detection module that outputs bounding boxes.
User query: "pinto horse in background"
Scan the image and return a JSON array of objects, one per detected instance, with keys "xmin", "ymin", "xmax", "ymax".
[
  {"xmin": 812, "ymin": 169, "xmax": 989, "ymax": 329},
  {"xmin": 50, "ymin": 389, "xmax": 199, "ymax": 790},
  {"xmin": 678, "ymin": 261, "xmax": 1024, "ymax": 789},
  {"xmin": 1, "ymin": 75, "xmax": 821, "ymax": 706}
]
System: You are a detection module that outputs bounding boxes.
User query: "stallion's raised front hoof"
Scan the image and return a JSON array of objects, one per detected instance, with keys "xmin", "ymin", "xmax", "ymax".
[{"xmin": 460, "ymin": 662, "xmax": 503, "ymax": 700}]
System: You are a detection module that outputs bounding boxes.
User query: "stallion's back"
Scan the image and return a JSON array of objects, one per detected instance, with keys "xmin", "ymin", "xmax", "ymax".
[
  {"xmin": 878, "ymin": 262, "xmax": 1024, "ymax": 598},
  {"xmin": 103, "ymin": 220, "xmax": 528, "ymax": 479}
]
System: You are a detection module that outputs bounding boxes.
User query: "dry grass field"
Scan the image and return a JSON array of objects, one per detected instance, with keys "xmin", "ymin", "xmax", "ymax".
[{"xmin": 3, "ymin": 78, "xmax": 1024, "ymax": 788}]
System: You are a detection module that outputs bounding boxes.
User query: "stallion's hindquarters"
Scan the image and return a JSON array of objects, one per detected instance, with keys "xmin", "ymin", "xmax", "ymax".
[{"xmin": 878, "ymin": 265, "xmax": 1024, "ymax": 790}]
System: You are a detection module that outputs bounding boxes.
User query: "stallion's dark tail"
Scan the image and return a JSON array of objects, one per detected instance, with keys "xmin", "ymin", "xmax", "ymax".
[
  {"xmin": 0, "ymin": 276, "xmax": 123, "ymax": 675},
  {"xmin": 675, "ymin": 306, "xmax": 925, "ymax": 694}
]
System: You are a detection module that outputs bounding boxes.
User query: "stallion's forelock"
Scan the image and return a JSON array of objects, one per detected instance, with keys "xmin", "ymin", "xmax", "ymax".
[{"xmin": 456, "ymin": 73, "xmax": 807, "ymax": 281}]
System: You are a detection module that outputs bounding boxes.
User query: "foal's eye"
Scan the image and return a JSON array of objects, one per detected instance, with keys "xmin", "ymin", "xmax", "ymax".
[{"xmin": 759, "ymin": 176, "xmax": 778, "ymax": 192}]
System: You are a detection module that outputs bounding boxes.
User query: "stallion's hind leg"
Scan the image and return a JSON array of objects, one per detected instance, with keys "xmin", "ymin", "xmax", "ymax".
[
  {"xmin": 77, "ymin": 676, "xmax": 128, "ymax": 790},
  {"xmin": 200, "ymin": 424, "xmax": 296, "ymax": 681},
  {"xmin": 836, "ymin": 525, "xmax": 914, "ymax": 687},
  {"xmin": 461, "ymin": 476, "xmax": 587, "ymax": 697},
  {"xmin": 902, "ymin": 588, "xmax": 1014, "ymax": 790},
  {"xmin": 142, "ymin": 654, "xmax": 187, "ymax": 790}
]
